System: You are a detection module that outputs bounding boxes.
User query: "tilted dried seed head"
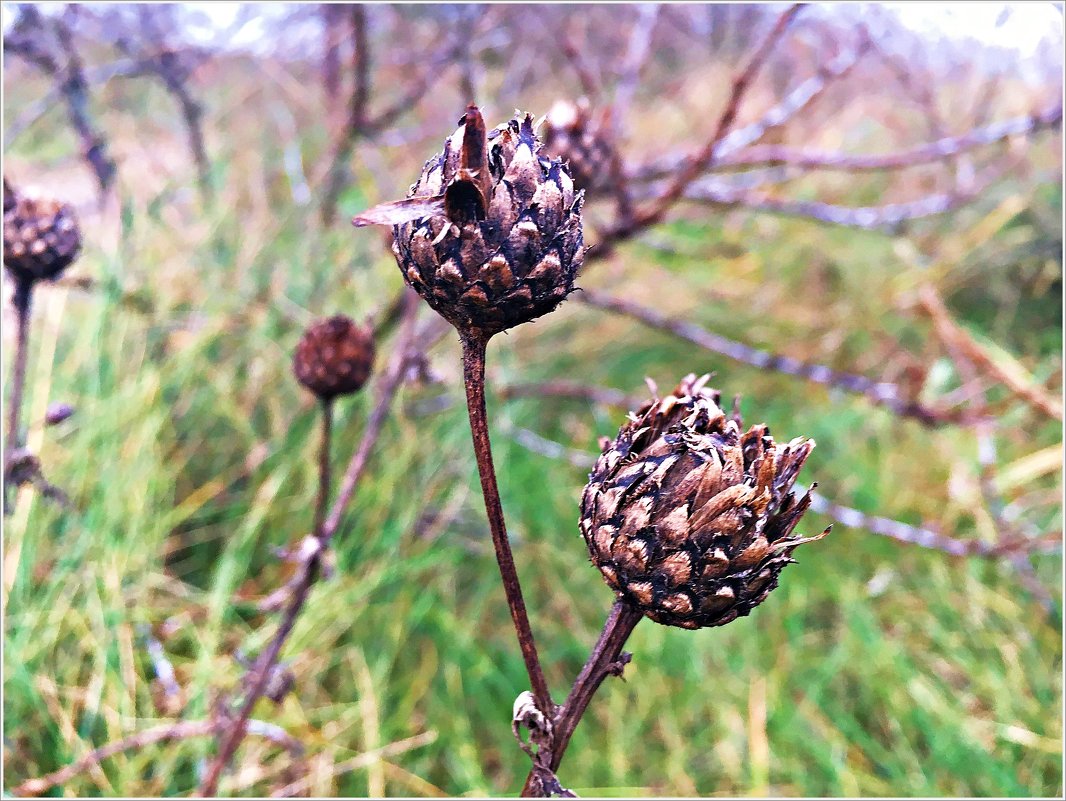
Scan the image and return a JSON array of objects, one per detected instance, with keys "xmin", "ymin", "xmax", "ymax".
[
  {"xmin": 292, "ymin": 315, "xmax": 375, "ymax": 400},
  {"xmin": 354, "ymin": 105, "xmax": 584, "ymax": 338},
  {"xmin": 540, "ymin": 99, "xmax": 619, "ymax": 195},
  {"xmin": 3, "ymin": 180, "xmax": 82, "ymax": 285},
  {"xmin": 580, "ymin": 374, "xmax": 828, "ymax": 629}
]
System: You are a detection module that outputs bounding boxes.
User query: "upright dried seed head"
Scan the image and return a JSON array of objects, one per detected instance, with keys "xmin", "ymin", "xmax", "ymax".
[
  {"xmin": 540, "ymin": 99, "xmax": 619, "ymax": 195},
  {"xmin": 292, "ymin": 315, "xmax": 375, "ymax": 400},
  {"xmin": 3, "ymin": 181, "xmax": 82, "ymax": 285},
  {"xmin": 580, "ymin": 373, "xmax": 828, "ymax": 629},
  {"xmin": 354, "ymin": 105, "xmax": 584, "ymax": 338}
]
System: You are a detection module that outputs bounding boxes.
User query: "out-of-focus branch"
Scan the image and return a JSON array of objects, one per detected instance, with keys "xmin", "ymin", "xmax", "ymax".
[
  {"xmin": 627, "ymin": 41, "xmax": 866, "ymax": 183},
  {"xmin": 200, "ymin": 292, "xmax": 445, "ymax": 795},
  {"xmin": 12, "ymin": 719, "xmax": 302, "ymax": 797},
  {"xmin": 612, "ymin": 4, "xmax": 661, "ymax": 123},
  {"xmin": 5, "ymin": 7, "xmax": 117, "ymax": 198},
  {"xmin": 710, "ymin": 104, "xmax": 1062, "ymax": 172},
  {"xmin": 918, "ymin": 284, "xmax": 1063, "ymax": 421},
  {"xmin": 499, "ymin": 381, "xmax": 636, "ymax": 409},
  {"xmin": 622, "ymin": 5, "xmax": 803, "ymax": 230},
  {"xmin": 319, "ymin": 12, "xmax": 469, "ymax": 225},
  {"xmin": 111, "ymin": 10, "xmax": 213, "ymax": 201},
  {"xmin": 678, "ymin": 162, "xmax": 1011, "ymax": 232},
  {"xmin": 800, "ymin": 484, "xmax": 1060, "ymax": 559},
  {"xmin": 579, "ymin": 289, "xmax": 977, "ymax": 427}
]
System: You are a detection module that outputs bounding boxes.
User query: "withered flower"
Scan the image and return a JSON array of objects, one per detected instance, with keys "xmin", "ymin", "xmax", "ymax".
[
  {"xmin": 292, "ymin": 315, "xmax": 375, "ymax": 400},
  {"xmin": 3, "ymin": 179, "xmax": 82, "ymax": 286},
  {"xmin": 580, "ymin": 374, "xmax": 828, "ymax": 629},
  {"xmin": 354, "ymin": 105, "xmax": 584, "ymax": 338},
  {"xmin": 540, "ymin": 99, "xmax": 619, "ymax": 196}
]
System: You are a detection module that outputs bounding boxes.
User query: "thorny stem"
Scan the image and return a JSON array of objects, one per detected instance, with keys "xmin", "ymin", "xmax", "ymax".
[
  {"xmin": 522, "ymin": 601, "xmax": 644, "ymax": 797},
  {"xmin": 199, "ymin": 293, "xmax": 425, "ymax": 796},
  {"xmin": 4, "ymin": 278, "xmax": 34, "ymax": 516},
  {"xmin": 460, "ymin": 332, "xmax": 554, "ymax": 719}
]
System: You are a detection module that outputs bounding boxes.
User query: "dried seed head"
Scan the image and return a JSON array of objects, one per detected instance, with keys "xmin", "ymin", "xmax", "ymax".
[
  {"xmin": 3, "ymin": 181, "xmax": 82, "ymax": 285},
  {"xmin": 540, "ymin": 99, "xmax": 619, "ymax": 196},
  {"xmin": 580, "ymin": 373, "xmax": 828, "ymax": 629},
  {"xmin": 292, "ymin": 315, "xmax": 375, "ymax": 400},
  {"xmin": 354, "ymin": 105, "xmax": 584, "ymax": 338}
]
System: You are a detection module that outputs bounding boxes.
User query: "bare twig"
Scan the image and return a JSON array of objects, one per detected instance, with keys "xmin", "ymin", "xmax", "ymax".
[
  {"xmin": 628, "ymin": 5, "xmax": 802, "ymax": 229},
  {"xmin": 522, "ymin": 601, "xmax": 643, "ymax": 797},
  {"xmin": 499, "ymin": 381, "xmax": 636, "ymax": 409},
  {"xmin": 5, "ymin": 7, "xmax": 117, "ymax": 198},
  {"xmin": 801, "ymin": 485, "xmax": 1059, "ymax": 558},
  {"xmin": 611, "ymin": 4, "xmax": 661, "ymax": 123},
  {"xmin": 460, "ymin": 332, "xmax": 554, "ymax": 719},
  {"xmin": 579, "ymin": 289, "xmax": 973, "ymax": 427},
  {"xmin": 629, "ymin": 41, "xmax": 866, "ymax": 184},
  {"xmin": 4, "ymin": 279, "xmax": 34, "ymax": 516},
  {"xmin": 200, "ymin": 291, "xmax": 428, "ymax": 795},
  {"xmin": 268, "ymin": 730, "xmax": 438, "ymax": 798},
  {"xmin": 12, "ymin": 718, "xmax": 302, "ymax": 797},
  {"xmin": 711, "ymin": 104, "xmax": 1062, "ymax": 172}
]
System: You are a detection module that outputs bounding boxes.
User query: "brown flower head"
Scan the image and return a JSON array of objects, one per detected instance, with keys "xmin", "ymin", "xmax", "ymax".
[
  {"xmin": 3, "ymin": 180, "xmax": 82, "ymax": 285},
  {"xmin": 580, "ymin": 374, "xmax": 828, "ymax": 629},
  {"xmin": 540, "ymin": 99, "xmax": 619, "ymax": 196},
  {"xmin": 292, "ymin": 315, "xmax": 375, "ymax": 400},
  {"xmin": 353, "ymin": 105, "xmax": 584, "ymax": 338}
]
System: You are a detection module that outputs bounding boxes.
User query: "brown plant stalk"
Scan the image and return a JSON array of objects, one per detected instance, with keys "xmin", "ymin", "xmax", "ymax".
[
  {"xmin": 4, "ymin": 278, "xmax": 34, "ymax": 515},
  {"xmin": 460, "ymin": 332, "xmax": 554, "ymax": 718},
  {"xmin": 199, "ymin": 292, "xmax": 424, "ymax": 796},
  {"xmin": 14, "ymin": 719, "xmax": 302, "ymax": 797},
  {"xmin": 522, "ymin": 600, "xmax": 644, "ymax": 797}
]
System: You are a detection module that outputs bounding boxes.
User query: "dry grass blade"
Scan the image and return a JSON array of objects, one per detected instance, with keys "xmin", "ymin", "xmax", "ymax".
[{"xmin": 918, "ymin": 284, "xmax": 1063, "ymax": 421}]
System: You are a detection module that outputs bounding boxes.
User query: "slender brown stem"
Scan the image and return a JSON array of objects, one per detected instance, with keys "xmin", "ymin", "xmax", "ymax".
[
  {"xmin": 5, "ymin": 278, "xmax": 33, "ymax": 515},
  {"xmin": 521, "ymin": 601, "xmax": 643, "ymax": 797},
  {"xmin": 199, "ymin": 293, "xmax": 426, "ymax": 796},
  {"xmin": 460, "ymin": 332, "xmax": 553, "ymax": 718},
  {"xmin": 14, "ymin": 718, "xmax": 302, "ymax": 797},
  {"xmin": 312, "ymin": 397, "xmax": 333, "ymax": 538}
]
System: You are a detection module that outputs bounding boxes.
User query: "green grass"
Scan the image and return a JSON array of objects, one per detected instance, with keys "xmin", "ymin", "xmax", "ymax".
[{"xmin": 2, "ymin": 46, "xmax": 1062, "ymax": 798}]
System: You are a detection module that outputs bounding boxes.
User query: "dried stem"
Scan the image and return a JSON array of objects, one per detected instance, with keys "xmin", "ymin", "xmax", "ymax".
[
  {"xmin": 579, "ymin": 289, "xmax": 974, "ymax": 427},
  {"xmin": 4, "ymin": 278, "xmax": 34, "ymax": 516},
  {"xmin": 597, "ymin": 3, "xmax": 801, "ymax": 256},
  {"xmin": 522, "ymin": 600, "xmax": 644, "ymax": 797},
  {"xmin": 200, "ymin": 294, "xmax": 423, "ymax": 795},
  {"xmin": 714, "ymin": 104, "xmax": 1062, "ymax": 172},
  {"xmin": 460, "ymin": 332, "xmax": 553, "ymax": 719},
  {"xmin": 312, "ymin": 397, "xmax": 333, "ymax": 538},
  {"xmin": 14, "ymin": 719, "xmax": 302, "ymax": 797}
]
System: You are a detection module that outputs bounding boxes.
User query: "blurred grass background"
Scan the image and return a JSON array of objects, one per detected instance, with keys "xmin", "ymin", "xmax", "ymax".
[{"xmin": 2, "ymin": 4, "xmax": 1063, "ymax": 797}]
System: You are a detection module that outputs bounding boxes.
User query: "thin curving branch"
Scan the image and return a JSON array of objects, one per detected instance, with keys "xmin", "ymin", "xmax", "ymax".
[
  {"xmin": 522, "ymin": 600, "xmax": 644, "ymax": 797},
  {"xmin": 199, "ymin": 291, "xmax": 434, "ymax": 795},
  {"xmin": 711, "ymin": 103, "xmax": 1062, "ymax": 173},
  {"xmin": 13, "ymin": 718, "xmax": 302, "ymax": 797},
  {"xmin": 578, "ymin": 289, "xmax": 975, "ymax": 427}
]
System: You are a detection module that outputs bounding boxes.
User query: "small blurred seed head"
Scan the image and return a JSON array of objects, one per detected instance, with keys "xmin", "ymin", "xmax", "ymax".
[
  {"xmin": 391, "ymin": 105, "xmax": 584, "ymax": 337},
  {"xmin": 3, "ymin": 180, "xmax": 82, "ymax": 285},
  {"xmin": 540, "ymin": 99, "xmax": 619, "ymax": 196},
  {"xmin": 292, "ymin": 315, "xmax": 375, "ymax": 400},
  {"xmin": 580, "ymin": 373, "xmax": 827, "ymax": 629}
]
